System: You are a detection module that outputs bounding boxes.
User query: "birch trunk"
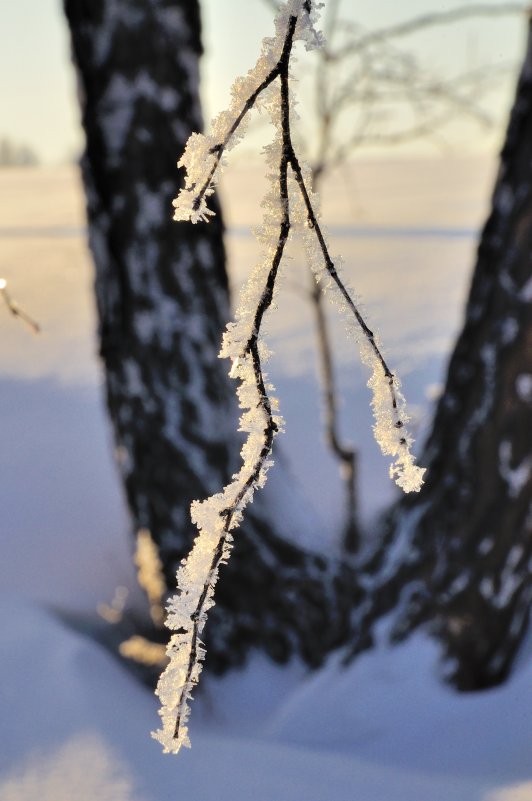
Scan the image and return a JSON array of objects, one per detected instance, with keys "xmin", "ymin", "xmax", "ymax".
[{"xmin": 361, "ymin": 20, "xmax": 532, "ymax": 690}]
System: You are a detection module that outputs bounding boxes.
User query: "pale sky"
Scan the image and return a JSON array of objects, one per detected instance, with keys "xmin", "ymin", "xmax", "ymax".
[{"xmin": 0, "ymin": 0, "xmax": 527, "ymax": 165}]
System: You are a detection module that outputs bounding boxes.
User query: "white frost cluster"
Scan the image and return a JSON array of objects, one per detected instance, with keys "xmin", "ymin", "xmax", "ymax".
[
  {"xmin": 153, "ymin": 320, "xmax": 283, "ymax": 755},
  {"xmin": 172, "ymin": 0, "xmax": 323, "ymax": 225},
  {"xmin": 363, "ymin": 341, "xmax": 426, "ymax": 492},
  {"xmin": 153, "ymin": 339, "xmax": 283, "ymax": 753},
  {"xmin": 152, "ymin": 492, "xmax": 230, "ymax": 752}
]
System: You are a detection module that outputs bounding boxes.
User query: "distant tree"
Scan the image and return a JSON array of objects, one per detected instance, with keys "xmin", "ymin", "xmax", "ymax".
[{"xmin": 0, "ymin": 137, "xmax": 39, "ymax": 167}]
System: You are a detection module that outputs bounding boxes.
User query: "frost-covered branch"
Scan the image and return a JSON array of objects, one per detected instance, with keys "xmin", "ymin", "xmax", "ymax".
[
  {"xmin": 287, "ymin": 150, "xmax": 423, "ymax": 490},
  {"xmin": 154, "ymin": 0, "xmax": 424, "ymax": 754}
]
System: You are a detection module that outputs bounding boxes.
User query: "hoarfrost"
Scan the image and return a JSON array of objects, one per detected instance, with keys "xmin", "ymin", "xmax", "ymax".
[
  {"xmin": 289, "ymin": 168, "xmax": 425, "ymax": 493},
  {"xmin": 154, "ymin": 0, "xmax": 424, "ymax": 755}
]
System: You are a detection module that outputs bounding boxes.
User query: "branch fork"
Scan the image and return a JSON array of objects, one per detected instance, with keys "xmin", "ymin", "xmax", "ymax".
[{"xmin": 154, "ymin": 0, "xmax": 424, "ymax": 755}]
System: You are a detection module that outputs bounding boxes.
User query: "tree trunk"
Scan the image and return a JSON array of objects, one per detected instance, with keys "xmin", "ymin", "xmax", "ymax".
[
  {"xmin": 359, "ymin": 20, "xmax": 532, "ymax": 690},
  {"xmin": 63, "ymin": 0, "xmax": 360, "ymax": 674},
  {"xmin": 63, "ymin": 0, "xmax": 234, "ymax": 565}
]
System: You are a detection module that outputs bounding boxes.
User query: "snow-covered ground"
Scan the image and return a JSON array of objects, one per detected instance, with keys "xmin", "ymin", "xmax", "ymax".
[{"xmin": 0, "ymin": 162, "xmax": 530, "ymax": 801}]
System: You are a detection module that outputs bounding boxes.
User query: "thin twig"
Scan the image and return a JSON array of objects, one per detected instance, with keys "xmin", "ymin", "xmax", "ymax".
[
  {"xmin": 193, "ymin": 65, "xmax": 282, "ymax": 213},
  {"xmin": 333, "ymin": 4, "xmax": 529, "ymax": 59},
  {"xmin": 0, "ymin": 280, "xmax": 40, "ymax": 334},
  {"xmin": 311, "ymin": 276, "xmax": 358, "ymax": 550}
]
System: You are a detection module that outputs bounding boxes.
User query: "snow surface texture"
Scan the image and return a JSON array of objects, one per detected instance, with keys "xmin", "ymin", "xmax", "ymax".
[
  {"xmin": 158, "ymin": 0, "xmax": 424, "ymax": 754},
  {"xmin": 1, "ymin": 600, "xmax": 531, "ymax": 801}
]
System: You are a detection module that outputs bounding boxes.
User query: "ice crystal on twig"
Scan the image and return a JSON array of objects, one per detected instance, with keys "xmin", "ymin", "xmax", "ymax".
[
  {"xmin": 288, "ymin": 167, "xmax": 426, "ymax": 493},
  {"xmin": 154, "ymin": 0, "xmax": 424, "ymax": 755}
]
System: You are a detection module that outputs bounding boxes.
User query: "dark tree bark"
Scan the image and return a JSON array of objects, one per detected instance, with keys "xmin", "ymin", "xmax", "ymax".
[
  {"xmin": 63, "ymin": 0, "xmax": 360, "ymax": 674},
  {"xmin": 63, "ymin": 0, "xmax": 232, "ymax": 563},
  {"xmin": 357, "ymin": 21, "xmax": 532, "ymax": 690}
]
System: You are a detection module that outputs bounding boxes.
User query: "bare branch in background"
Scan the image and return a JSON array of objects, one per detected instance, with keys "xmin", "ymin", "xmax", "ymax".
[
  {"xmin": 309, "ymin": 6, "xmax": 523, "ymax": 175},
  {"xmin": 310, "ymin": 276, "xmax": 359, "ymax": 552},
  {"xmin": 334, "ymin": 4, "xmax": 529, "ymax": 58}
]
